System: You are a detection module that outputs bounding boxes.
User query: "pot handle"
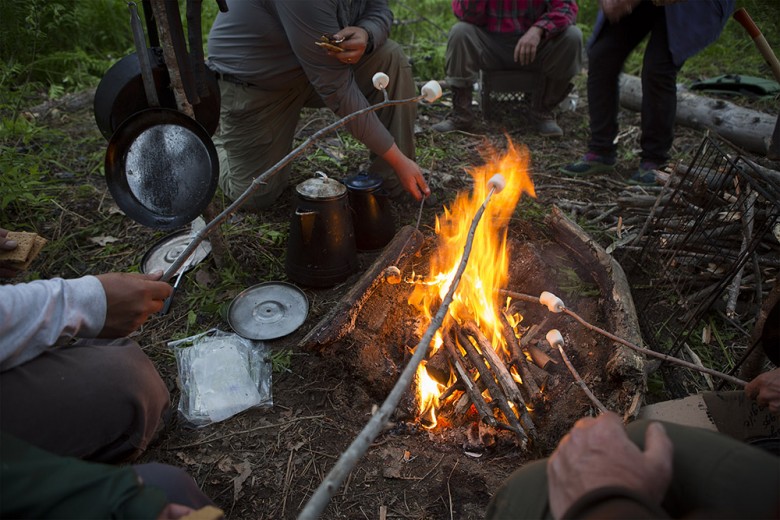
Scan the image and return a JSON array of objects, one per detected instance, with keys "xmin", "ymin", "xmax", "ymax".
[{"xmin": 295, "ymin": 208, "xmax": 318, "ymax": 244}]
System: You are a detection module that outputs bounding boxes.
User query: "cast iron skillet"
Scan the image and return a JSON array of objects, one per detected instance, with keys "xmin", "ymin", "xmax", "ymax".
[
  {"xmin": 104, "ymin": 107, "xmax": 219, "ymax": 230},
  {"xmin": 93, "ymin": 49, "xmax": 220, "ymax": 141}
]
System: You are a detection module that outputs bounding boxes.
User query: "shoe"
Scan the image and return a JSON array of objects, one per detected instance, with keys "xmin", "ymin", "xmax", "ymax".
[
  {"xmin": 532, "ymin": 110, "xmax": 563, "ymax": 137},
  {"xmin": 432, "ymin": 116, "xmax": 473, "ymax": 133},
  {"xmin": 559, "ymin": 152, "xmax": 616, "ymax": 176},
  {"xmin": 628, "ymin": 161, "xmax": 663, "ymax": 185}
]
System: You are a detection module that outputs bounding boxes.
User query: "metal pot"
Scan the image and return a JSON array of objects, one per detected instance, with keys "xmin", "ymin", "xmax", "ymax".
[
  {"xmin": 344, "ymin": 171, "xmax": 396, "ymax": 251},
  {"xmin": 285, "ymin": 173, "xmax": 358, "ymax": 287}
]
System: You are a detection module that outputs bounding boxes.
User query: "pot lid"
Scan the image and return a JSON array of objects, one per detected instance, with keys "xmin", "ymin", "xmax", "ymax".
[
  {"xmin": 296, "ymin": 171, "xmax": 346, "ymax": 200},
  {"xmin": 228, "ymin": 282, "xmax": 309, "ymax": 340},
  {"xmin": 344, "ymin": 171, "xmax": 383, "ymax": 191},
  {"xmin": 141, "ymin": 229, "xmax": 212, "ymax": 275}
]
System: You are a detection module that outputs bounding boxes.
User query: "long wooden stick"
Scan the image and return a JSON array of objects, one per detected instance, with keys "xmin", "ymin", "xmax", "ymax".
[
  {"xmin": 555, "ymin": 342, "xmax": 608, "ymax": 414},
  {"xmin": 298, "ymin": 185, "xmax": 501, "ymax": 520},
  {"xmin": 499, "ymin": 289, "xmax": 748, "ymax": 387}
]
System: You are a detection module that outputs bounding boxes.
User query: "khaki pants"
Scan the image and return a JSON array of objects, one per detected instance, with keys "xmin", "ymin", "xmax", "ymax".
[
  {"xmin": 444, "ymin": 22, "xmax": 583, "ymax": 111},
  {"xmin": 486, "ymin": 419, "xmax": 780, "ymax": 519},
  {"xmin": 214, "ymin": 39, "xmax": 417, "ymax": 210}
]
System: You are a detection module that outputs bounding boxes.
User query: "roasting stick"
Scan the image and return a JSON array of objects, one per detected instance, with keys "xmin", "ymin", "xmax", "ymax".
[
  {"xmin": 162, "ymin": 75, "xmax": 443, "ymax": 281},
  {"xmin": 546, "ymin": 330, "xmax": 608, "ymax": 414},
  {"xmin": 299, "ymin": 174, "xmax": 507, "ymax": 520},
  {"xmin": 498, "ymin": 289, "xmax": 748, "ymax": 387}
]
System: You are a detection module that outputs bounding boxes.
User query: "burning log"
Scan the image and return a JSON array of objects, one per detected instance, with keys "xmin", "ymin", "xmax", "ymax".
[
  {"xmin": 301, "ymin": 225, "xmax": 424, "ymax": 349},
  {"xmin": 442, "ymin": 331, "xmax": 496, "ymax": 428},
  {"xmin": 456, "ymin": 327, "xmax": 529, "ymax": 444},
  {"xmin": 497, "ymin": 311, "xmax": 541, "ymax": 398},
  {"xmin": 462, "ymin": 321, "xmax": 537, "ymax": 441},
  {"xmin": 423, "ymin": 348, "xmax": 451, "ymax": 386}
]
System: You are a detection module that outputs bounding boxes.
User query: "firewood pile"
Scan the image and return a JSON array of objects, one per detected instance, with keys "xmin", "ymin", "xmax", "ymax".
[{"xmin": 615, "ymin": 136, "xmax": 780, "ymax": 371}]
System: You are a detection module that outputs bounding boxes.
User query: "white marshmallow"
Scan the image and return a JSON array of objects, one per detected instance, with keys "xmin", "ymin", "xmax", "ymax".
[
  {"xmin": 546, "ymin": 329, "xmax": 564, "ymax": 349},
  {"xmin": 487, "ymin": 173, "xmax": 506, "ymax": 193},
  {"xmin": 420, "ymin": 80, "xmax": 443, "ymax": 102},
  {"xmin": 372, "ymin": 72, "xmax": 390, "ymax": 90},
  {"xmin": 539, "ymin": 291, "xmax": 565, "ymax": 313}
]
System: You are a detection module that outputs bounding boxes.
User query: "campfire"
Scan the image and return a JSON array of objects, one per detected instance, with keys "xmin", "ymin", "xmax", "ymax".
[
  {"xmin": 408, "ymin": 140, "xmax": 539, "ymax": 446},
  {"xmin": 301, "ymin": 139, "xmax": 646, "ymax": 456}
]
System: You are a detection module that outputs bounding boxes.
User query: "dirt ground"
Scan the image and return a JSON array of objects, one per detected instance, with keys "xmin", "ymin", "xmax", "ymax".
[{"xmin": 8, "ymin": 82, "xmax": 775, "ymax": 519}]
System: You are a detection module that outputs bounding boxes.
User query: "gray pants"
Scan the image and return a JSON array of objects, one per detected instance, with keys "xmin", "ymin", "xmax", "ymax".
[
  {"xmin": 486, "ymin": 419, "xmax": 780, "ymax": 519},
  {"xmin": 444, "ymin": 22, "xmax": 583, "ymax": 111},
  {"xmin": 214, "ymin": 39, "xmax": 417, "ymax": 209},
  {"xmin": 0, "ymin": 338, "xmax": 170, "ymax": 463}
]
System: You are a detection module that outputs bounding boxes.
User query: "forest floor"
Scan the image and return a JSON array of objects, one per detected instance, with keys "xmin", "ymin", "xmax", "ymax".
[{"xmin": 7, "ymin": 76, "xmax": 779, "ymax": 519}]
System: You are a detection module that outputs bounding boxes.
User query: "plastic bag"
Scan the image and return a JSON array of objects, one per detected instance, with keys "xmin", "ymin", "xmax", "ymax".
[{"xmin": 170, "ymin": 329, "xmax": 273, "ymax": 427}]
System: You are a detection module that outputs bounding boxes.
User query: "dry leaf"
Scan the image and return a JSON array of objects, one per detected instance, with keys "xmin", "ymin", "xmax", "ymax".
[{"xmin": 89, "ymin": 235, "xmax": 119, "ymax": 246}]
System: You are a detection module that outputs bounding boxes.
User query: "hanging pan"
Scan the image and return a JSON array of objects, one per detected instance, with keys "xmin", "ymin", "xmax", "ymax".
[
  {"xmin": 102, "ymin": 2, "xmax": 218, "ymax": 230},
  {"xmin": 104, "ymin": 107, "xmax": 219, "ymax": 230}
]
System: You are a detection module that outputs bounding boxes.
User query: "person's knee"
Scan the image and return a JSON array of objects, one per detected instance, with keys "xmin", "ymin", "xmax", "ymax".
[
  {"xmin": 447, "ymin": 21, "xmax": 478, "ymax": 46},
  {"xmin": 104, "ymin": 341, "xmax": 169, "ymax": 414},
  {"xmin": 558, "ymin": 25, "xmax": 584, "ymax": 55}
]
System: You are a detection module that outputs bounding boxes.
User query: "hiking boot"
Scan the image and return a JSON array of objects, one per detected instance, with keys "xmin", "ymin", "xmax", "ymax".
[
  {"xmin": 559, "ymin": 152, "xmax": 616, "ymax": 176},
  {"xmin": 432, "ymin": 86, "xmax": 474, "ymax": 132},
  {"xmin": 628, "ymin": 161, "xmax": 663, "ymax": 185},
  {"xmin": 532, "ymin": 109, "xmax": 563, "ymax": 137}
]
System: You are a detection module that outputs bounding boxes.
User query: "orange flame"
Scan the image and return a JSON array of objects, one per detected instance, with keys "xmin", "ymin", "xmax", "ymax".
[{"xmin": 410, "ymin": 138, "xmax": 535, "ymax": 425}]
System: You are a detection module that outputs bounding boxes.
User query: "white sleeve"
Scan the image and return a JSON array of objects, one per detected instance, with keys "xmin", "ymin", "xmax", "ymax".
[{"xmin": 0, "ymin": 276, "xmax": 107, "ymax": 371}]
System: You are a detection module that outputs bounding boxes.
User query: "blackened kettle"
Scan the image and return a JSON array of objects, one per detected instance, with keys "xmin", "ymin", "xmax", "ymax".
[
  {"xmin": 344, "ymin": 171, "xmax": 396, "ymax": 250},
  {"xmin": 285, "ymin": 172, "xmax": 358, "ymax": 287}
]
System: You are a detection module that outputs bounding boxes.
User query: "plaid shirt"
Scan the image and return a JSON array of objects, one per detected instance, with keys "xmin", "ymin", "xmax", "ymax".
[{"xmin": 452, "ymin": 0, "xmax": 577, "ymax": 35}]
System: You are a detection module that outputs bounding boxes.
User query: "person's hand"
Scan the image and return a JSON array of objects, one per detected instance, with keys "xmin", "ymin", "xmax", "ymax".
[
  {"xmin": 600, "ymin": 0, "xmax": 641, "ymax": 23},
  {"xmin": 381, "ymin": 144, "xmax": 431, "ymax": 201},
  {"xmin": 746, "ymin": 367, "xmax": 780, "ymax": 416},
  {"xmin": 514, "ymin": 26, "xmax": 543, "ymax": 66},
  {"xmin": 0, "ymin": 227, "xmax": 21, "ymax": 279},
  {"xmin": 547, "ymin": 412, "xmax": 673, "ymax": 520},
  {"xmin": 96, "ymin": 271, "xmax": 173, "ymax": 338},
  {"xmin": 331, "ymin": 26, "xmax": 369, "ymax": 65},
  {"xmin": 157, "ymin": 503, "xmax": 196, "ymax": 520}
]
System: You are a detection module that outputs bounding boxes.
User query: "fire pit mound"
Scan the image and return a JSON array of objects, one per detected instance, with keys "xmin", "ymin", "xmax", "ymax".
[{"xmin": 319, "ymin": 207, "xmax": 646, "ymax": 455}]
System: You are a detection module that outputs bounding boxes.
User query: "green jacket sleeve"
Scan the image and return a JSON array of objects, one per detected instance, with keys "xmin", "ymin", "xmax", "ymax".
[{"xmin": 1, "ymin": 432, "xmax": 167, "ymax": 519}]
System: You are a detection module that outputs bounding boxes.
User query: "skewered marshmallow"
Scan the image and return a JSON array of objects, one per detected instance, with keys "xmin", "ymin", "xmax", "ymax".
[
  {"xmin": 545, "ymin": 329, "xmax": 564, "ymax": 349},
  {"xmin": 539, "ymin": 291, "xmax": 565, "ymax": 313},
  {"xmin": 487, "ymin": 173, "xmax": 506, "ymax": 194},
  {"xmin": 420, "ymin": 80, "xmax": 443, "ymax": 102},
  {"xmin": 372, "ymin": 72, "xmax": 390, "ymax": 90}
]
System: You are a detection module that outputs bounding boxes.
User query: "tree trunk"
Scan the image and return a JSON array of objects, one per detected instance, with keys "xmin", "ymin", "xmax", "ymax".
[{"xmin": 619, "ymin": 74, "xmax": 776, "ymax": 156}]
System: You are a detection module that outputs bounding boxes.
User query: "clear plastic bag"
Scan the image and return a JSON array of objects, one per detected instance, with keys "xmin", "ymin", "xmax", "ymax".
[{"xmin": 169, "ymin": 329, "xmax": 273, "ymax": 427}]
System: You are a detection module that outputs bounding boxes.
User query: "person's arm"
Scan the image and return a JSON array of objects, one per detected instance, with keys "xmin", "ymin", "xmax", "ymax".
[
  {"xmin": 533, "ymin": 0, "xmax": 579, "ymax": 36},
  {"xmin": 278, "ymin": 1, "xmax": 429, "ymax": 200},
  {"xmin": 745, "ymin": 367, "xmax": 780, "ymax": 416},
  {"xmin": 452, "ymin": 0, "xmax": 488, "ymax": 26},
  {"xmin": 547, "ymin": 413, "xmax": 673, "ymax": 520},
  {"xmin": 0, "ymin": 276, "xmax": 106, "ymax": 370},
  {"xmin": 0, "ymin": 272, "xmax": 171, "ymax": 371},
  {"xmin": 352, "ymin": 0, "xmax": 392, "ymax": 53}
]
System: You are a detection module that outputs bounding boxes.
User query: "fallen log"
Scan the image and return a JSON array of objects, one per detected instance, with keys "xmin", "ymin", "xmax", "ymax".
[
  {"xmin": 619, "ymin": 73, "xmax": 776, "ymax": 156},
  {"xmin": 300, "ymin": 225, "xmax": 424, "ymax": 350}
]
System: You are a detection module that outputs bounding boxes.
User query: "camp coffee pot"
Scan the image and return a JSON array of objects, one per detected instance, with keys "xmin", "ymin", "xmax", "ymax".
[
  {"xmin": 285, "ymin": 172, "xmax": 358, "ymax": 287},
  {"xmin": 343, "ymin": 171, "xmax": 396, "ymax": 251}
]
